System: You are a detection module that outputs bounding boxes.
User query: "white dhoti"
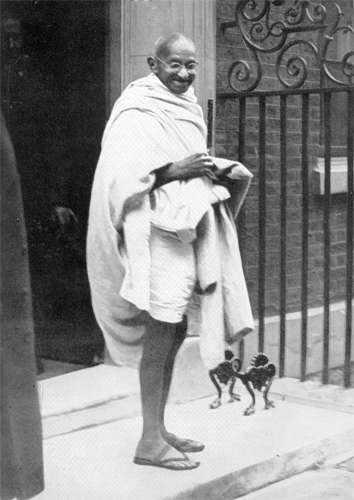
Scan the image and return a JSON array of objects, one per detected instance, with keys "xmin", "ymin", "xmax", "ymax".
[{"xmin": 149, "ymin": 226, "xmax": 196, "ymax": 324}]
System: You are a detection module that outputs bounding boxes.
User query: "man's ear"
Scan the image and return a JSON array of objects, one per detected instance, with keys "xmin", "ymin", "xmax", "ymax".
[{"xmin": 147, "ymin": 56, "xmax": 157, "ymax": 73}]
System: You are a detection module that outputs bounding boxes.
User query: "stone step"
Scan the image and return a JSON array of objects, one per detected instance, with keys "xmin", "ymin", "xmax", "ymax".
[
  {"xmin": 36, "ymin": 396, "xmax": 354, "ymax": 500},
  {"xmin": 39, "ymin": 337, "xmax": 354, "ymax": 440},
  {"xmin": 36, "ymin": 336, "xmax": 354, "ymax": 500}
]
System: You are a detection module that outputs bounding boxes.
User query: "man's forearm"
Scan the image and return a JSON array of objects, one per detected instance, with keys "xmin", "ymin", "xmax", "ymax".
[
  {"xmin": 153, "ymin": 153, "xmax": 215, "ymax": 189},
  {"xmin": 153, "ymin": 163, "xmax": 175, "ymax": 189}
]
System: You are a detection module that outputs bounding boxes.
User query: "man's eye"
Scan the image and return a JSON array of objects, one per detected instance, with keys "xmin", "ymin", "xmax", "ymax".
[
  {"xmin": 170, "ymin": 63, "xmax": 181, "ymax": 70},
  {"xmin": 187, "ymin": 64, "xmax": 197, "ymax": 70}
]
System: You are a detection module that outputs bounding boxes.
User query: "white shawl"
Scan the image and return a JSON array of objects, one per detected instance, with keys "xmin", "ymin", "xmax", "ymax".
[{"xmin": 87, "ymin": 74, "xmax": 254, "ymax": 370}]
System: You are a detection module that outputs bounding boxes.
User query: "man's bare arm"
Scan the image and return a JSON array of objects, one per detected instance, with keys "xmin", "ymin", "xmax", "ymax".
[{"xmin": 153, "ymin": 152, "xmax": 214, "ymax": 188}]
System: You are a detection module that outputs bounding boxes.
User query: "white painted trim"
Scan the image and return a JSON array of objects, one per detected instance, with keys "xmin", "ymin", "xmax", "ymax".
[{"xmin": 313, "ymin": 157, "xmax": 349, "ymax": 194}]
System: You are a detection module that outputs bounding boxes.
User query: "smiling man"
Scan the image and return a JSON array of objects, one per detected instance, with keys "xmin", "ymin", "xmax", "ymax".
[
  {"xmin": 87, "ymin": 33, "xmax": 253, "ymax": 471},
  {"xmin": 152, "ymin": 34, "xmax": 198, "ymax": 95}
]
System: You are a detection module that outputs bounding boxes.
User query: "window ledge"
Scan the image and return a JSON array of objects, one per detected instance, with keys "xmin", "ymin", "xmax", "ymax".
[{"xmin": 313, "ymin": 157, "xmax": 348, "ymax": 195}]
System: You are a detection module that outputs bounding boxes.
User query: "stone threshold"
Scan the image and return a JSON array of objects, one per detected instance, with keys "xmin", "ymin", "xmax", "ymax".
[
  {"xmin": 39, "ymin": 356, "xmax": 354, "ymax": 440},
  {"xmin": 36, "ymin": 394, "xmax": 354, "ymax": 500}
]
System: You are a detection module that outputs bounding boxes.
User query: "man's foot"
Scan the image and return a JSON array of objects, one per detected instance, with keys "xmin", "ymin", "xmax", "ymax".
[
  {"xmin": 133, "ymin": 443, "xmax": 199, "ymax": 471},
  {"xmin": 164, "ymin": 432, "xmax": 205, "ymax": 453}
]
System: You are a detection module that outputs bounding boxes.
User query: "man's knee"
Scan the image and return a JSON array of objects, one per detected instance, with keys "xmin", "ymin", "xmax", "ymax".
[{"xmin": 144, "ymin": 315, "xmax": 176, "ymax": 347}]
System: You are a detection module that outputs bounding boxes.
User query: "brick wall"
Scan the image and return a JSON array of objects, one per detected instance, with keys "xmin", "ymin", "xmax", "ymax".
[{"xmin": 215, "ymin": 0, "xmax": 350, "ymax": 317}]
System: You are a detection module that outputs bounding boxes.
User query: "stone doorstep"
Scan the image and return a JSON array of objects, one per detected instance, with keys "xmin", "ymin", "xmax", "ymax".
[
  {"xmin": 37, "ymin": 337, "xmax": 354, "ymax": 500},
  {"xmin": 38, "ymin": 396, "xmax": 354, "ymax": 500},
  {"xmin": 38, "ymin": 364, "xmax": 140, "ymax": 419},
  {"xmin": 40, "ymin": 353, "xmax": 354, "ymax": 442},
  {"xmin": 41, "ymin": 379, "xmax": 354, "ymax": 441},
  {"xmin": 39, "ymin": 337, "xmax": 354, "ymax": 427}
]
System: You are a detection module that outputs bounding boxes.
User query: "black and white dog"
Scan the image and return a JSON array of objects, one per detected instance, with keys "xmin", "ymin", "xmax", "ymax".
[{"xmin": 209, "ymin": 350, "xmax": 276, "ymax": 416}]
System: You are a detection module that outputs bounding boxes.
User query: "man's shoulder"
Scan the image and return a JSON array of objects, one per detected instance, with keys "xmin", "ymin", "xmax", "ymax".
[
  {"xmin": 121, "ymin": 75, "xmax": 154, "ymax": 96},
  {"xmin": 113, "ymin": 76, "xmax": 160, "ymax": 114}
]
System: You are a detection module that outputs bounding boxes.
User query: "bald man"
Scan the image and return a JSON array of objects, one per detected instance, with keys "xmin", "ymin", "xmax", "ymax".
[{"xmin": 87, "ymin": 33, "xmax": 253, "ymax": 470}]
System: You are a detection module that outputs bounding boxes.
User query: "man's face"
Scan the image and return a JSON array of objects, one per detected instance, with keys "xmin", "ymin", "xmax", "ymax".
[
  {"xmin": 151, "ymin": 39, "xmax": 198, "ymax": 95},
  {"xmin": 1, "ymin": 18, "xmax": 24, "ymax": 64}
]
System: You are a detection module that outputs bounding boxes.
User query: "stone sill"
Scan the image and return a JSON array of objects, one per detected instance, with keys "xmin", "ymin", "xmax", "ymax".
[{"xmin": 313, "ymin": 157, "xmax": 349, "ymax": 194}]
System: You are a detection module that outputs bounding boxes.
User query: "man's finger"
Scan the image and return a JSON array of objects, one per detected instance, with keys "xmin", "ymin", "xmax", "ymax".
[{"xmin": 194, "ymin": 152, "xmax": 208, "ymax": 160}]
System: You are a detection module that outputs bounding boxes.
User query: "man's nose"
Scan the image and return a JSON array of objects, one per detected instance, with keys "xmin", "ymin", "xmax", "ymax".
[{"xmin": 177, "ymin": 66, "xmax": 189, "ymax": 78}]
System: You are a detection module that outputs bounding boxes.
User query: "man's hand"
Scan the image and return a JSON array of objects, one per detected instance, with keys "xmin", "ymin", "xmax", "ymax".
[
  {"xmin": 166, "ymin": 153, "xmax": 215, "ymax": 182},
  {"xmin": 51, "ymin": 206, "xmax": 78, "ymax": 227}
]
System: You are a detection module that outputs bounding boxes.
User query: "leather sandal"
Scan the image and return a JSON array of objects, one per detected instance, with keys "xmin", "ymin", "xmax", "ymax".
[
  {"xmin": 133, "ymin": 444, "xmax": 200, "ymax": 471},
  {"xmin": 165, "ymin": 433, "xmax": 205, "ymax": 453}
]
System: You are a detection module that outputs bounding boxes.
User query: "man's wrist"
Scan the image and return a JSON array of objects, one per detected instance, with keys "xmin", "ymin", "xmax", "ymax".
[{"xmin": 153, "ymin": 163, "xmax": 174, "ymax": 189}]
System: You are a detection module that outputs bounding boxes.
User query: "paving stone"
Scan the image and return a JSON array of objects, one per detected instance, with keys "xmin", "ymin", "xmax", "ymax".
[
  {"xmin": 36, "ymin": 397, "xmax": 354, "ymax": 500},
  {"xmin": 240, "ymin": 466, "xmax": 354, "ymax": 500}
]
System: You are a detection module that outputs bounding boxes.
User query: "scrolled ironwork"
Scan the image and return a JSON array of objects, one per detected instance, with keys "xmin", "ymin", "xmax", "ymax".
[
  {"xmin": 228, "ymin": 57, "xmax": 261, "ymax": 92},
  {"xmin": 285, "ymin": 0, "xmax": 326, "ymax": 25},
  {"xmin": 285, "ymin": 1, "xmax": 307, "ymax": 25},
  {"xmin": 342, "ymin": 49, "xmax": 354, "ymax": 78},
  {"xmin": 221, "ymin": 0, "xmax": 354, "ymax": 92},
  {"xmin": 304, "ymin": 2, "xmax": 327, "ymax": 24},
  {"xmin": 241, "ymin": 1, "xmax": 270, "ymax": 23},
  {"xmin": 276, "ymin": 39, "xmax": 318, "ymax": 88},
  {"xmin": 322, "ymin": 24, "xmax": 354, "ymax": 84}
]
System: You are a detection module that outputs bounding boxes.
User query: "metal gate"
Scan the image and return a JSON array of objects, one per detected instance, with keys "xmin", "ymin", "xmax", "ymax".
[{"xmin": 216, "ymin": 0, "xmax": 353, "ymax": 386}]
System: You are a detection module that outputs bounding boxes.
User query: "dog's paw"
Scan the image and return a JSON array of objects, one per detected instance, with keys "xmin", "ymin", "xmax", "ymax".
[
  {"xmin": 264, "ymin": 400, "xmax": 275, "ymax": 410},
  {"xmin": 244, "ymin": 405, "xmax": 255, "ymax": 416},
  {"xmin": 228, "ymin": 393, "xmax": 241, "ymax": 403},
  {"xmin": 209, "ymin": 398, "xmax": 222, "ymax": 409}
]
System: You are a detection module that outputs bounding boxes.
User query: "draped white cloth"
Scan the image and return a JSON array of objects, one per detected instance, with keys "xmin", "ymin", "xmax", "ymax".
[{"xmin": 87, "ymin": 74, "xmax": 254, "ymax": 370}]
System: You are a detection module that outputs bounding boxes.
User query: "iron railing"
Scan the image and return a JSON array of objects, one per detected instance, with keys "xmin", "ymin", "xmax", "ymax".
[{"xmin": 217, "ymin": 0, "xmax": 354, "ymax": 387}]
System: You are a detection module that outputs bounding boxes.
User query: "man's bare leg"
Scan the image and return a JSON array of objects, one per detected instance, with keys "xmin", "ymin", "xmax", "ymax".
[
  {"xmin": 159, "ymin": 316, "xmax": 205, "ymax": 453},
  {"xmin": 135, "ymin": 315, "xmax": 199, "ymax": 468},
  {"xmin": 159, "ymin": 316, "xmax": 186, "ymax": 436}
]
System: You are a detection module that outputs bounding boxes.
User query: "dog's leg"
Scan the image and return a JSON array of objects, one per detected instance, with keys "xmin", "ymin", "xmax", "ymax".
[
  {"xmin": 243, "ymin": 378, "xmax": 256, "ymax": 416},
  {"xmin": 263, "ymin": 378, "xmax": 275, "ymax": 410},
  {"xmin": 228, "ymin": 376, "xmax": 241, "ymax": 403},
  {"xmin": 263, "ymin": 380, "xmax": 275, "ymax": 410},
  {"xmin": 263, "ymin": 363, "xmax": 276, "ymax": 410},
  {"xmin": 209, "ymin": 370, "xmax": 222, "ymax": 409},
  {"xmin": 235, "ymin": 372, "xmax": 256, "ymax": 415}
]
